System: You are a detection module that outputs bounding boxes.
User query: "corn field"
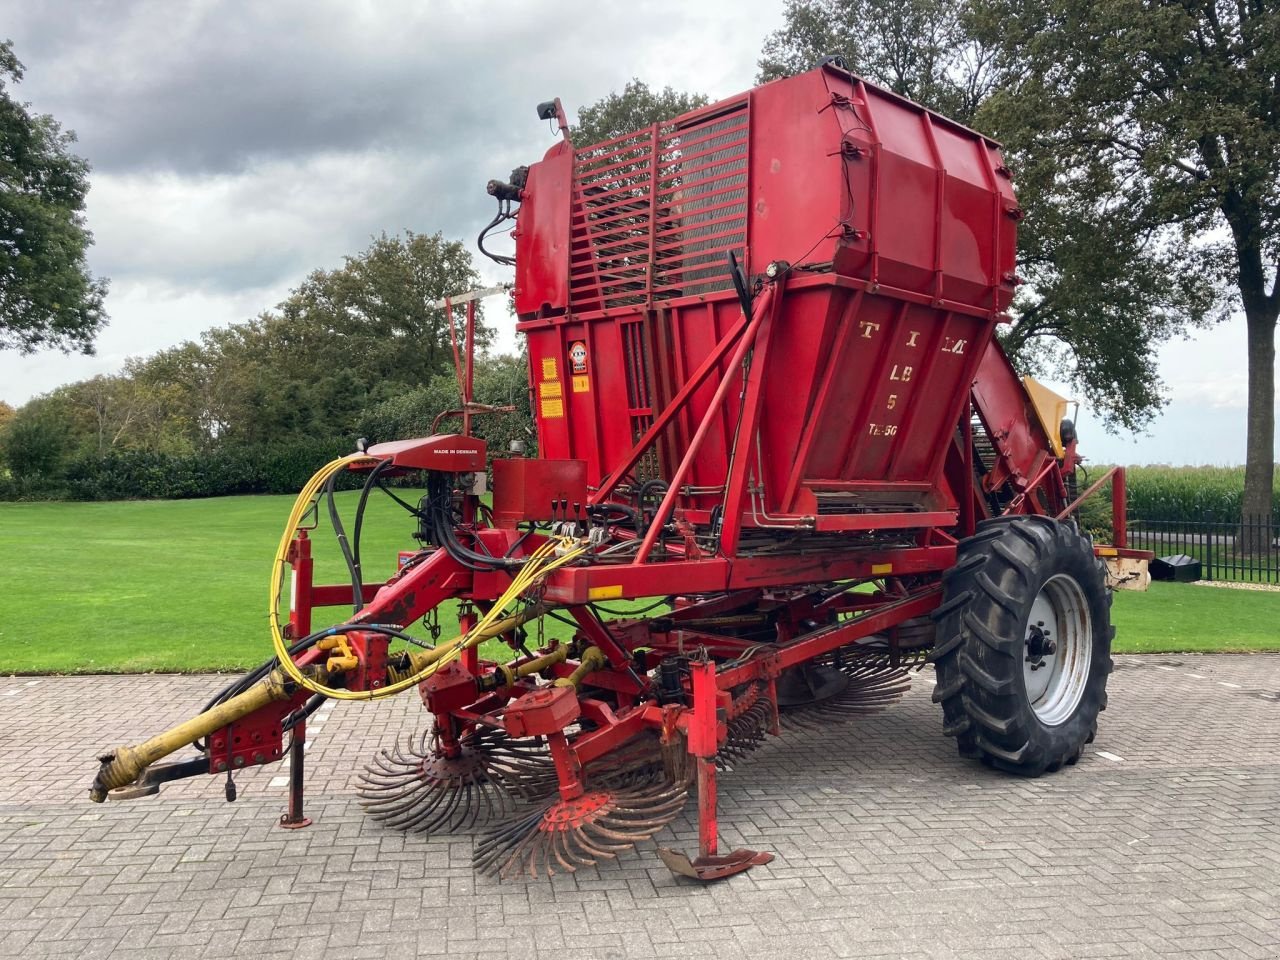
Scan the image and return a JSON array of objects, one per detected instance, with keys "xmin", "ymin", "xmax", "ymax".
[
  {"xmin": 1098, "ymin": 464, "xmax": 1280, "ymax": 524},
  {"xmin": 1071, "ymin": 465, "xmax": 1280, "ymax": 584}
]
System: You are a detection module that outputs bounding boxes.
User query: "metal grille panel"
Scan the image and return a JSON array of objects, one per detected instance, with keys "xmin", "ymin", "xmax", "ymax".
[{"xmin": 570, "ymin": 101, "xmax": 749, "ymax": 312}]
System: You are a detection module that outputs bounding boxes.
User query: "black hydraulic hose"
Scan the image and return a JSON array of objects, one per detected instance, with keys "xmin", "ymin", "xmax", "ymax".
[
  {"xmin": 436, "ymin": 506, "xmax": 522, "ymax": 571},
  {"xmin": 504, "ymin": 522, "xmax": 537, "ymax": 558},
  {"xmin": 425, "ymin": 472, "xmax": 525, "ymax": 571},
  {"xmin": 352, "ymin": 458, "xmax": 394, "ymax": 603},
  {"xmin": 377, "ymin": 480, "xmax": 428, "ymax": 520},
  {"xmin": 589, "ymin": 596, "xmax": 673, "ymax": 617},
  {"xmin": 325, "ymin": 471, "xmax": 363, "ymax": 615},
  {"xmin": 589, "ymin": 503, "xmax": 639, "ymax": 526},
  {"xmin": 281, "ymin": 693, "xmax": 326, "ymax": 732},
  {"xmin": 478, "ymin": 202, "xmax": 517, "ymax": 266},
  {"xmin": 636, "ymin": 478, "xmax": 670, "ymax": 535}
]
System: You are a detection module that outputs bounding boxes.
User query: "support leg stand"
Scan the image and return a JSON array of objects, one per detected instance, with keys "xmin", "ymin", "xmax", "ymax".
[{"xmin": 279, "ymin": 724, "xmax": 312, "ymax": 830}]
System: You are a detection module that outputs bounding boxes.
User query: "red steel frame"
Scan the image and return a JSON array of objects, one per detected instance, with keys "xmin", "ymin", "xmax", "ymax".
[
  {"xmin": 265, "ymin": 262, "xmax": 1131, "ymax": 859},
  {"xmin": 189, "ymin": 65, "xmax": 1145, "ymax": 866}
]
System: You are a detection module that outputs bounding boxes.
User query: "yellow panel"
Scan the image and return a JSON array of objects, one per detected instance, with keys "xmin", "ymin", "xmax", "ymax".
[
  {"xmin": 588, "ymin": 584, "xmax": 624, "ymax": 600},
  {"xmin": 572, "ymin": 375, "xmax": 591, "ymax": 393},
  {"xmin": 1095, "ymin": 546, "xmax": 1118, "ymax": 557},
  {"xmin": 1022, "ymin": 376, "xmax": 1071, "ymax": 458},
  {"xmin": 871, "ymin": 563, "xmax": 893, "ymax": 575},
  {"xmin": 538, "ymin": 380, "xmax": 562, "ymax": 399},
  {"xmin": 541, "ymin": 357, "xmax": 558, "ymax": 380},
  {"xmin": 540, "ymin": 396, "xmax": 564, "ymax": 419}
]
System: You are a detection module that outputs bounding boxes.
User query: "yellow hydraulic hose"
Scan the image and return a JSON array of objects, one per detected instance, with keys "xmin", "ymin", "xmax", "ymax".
[
  {"xmin": 88, "ymin": 457, "xmax": 590, "ymax": 802},
  {"xmin": 267, "ymin": 455, "xmax": 588, "ymax": 701}
]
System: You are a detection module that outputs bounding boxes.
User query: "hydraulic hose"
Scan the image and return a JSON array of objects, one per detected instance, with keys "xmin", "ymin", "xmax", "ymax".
[
  {"xmin": 92, "ymin": 455, "xmax": 590, "ymax": 801},
  {"xmin": 351, "ymin": 458, "xmax": 395, "ymax": 609},
  {"xmin": 268, "ymin": 455, "xmax": 588, "ymax": 702},
  {"xmin": 325, "ymin": 471, "xmax": 362, "ymax": 615},
  {"xmin": 425, "ymin": 472, "xmax": 525, "ymax": 571}
]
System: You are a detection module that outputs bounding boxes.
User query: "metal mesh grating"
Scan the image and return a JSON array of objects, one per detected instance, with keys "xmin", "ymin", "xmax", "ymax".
[
  {"xmin": 569, "ymin": 101, "xmax": 749, "ymax": 312},
  {"xmin": 621, "ymin": 319, "xmax": 662, "ymax": 482}
]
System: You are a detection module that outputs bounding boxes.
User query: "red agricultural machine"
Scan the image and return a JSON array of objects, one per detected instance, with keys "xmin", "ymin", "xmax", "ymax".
[{"xmin": 89, "ymin": 63, "xmax": 1148, "ymax": 881}]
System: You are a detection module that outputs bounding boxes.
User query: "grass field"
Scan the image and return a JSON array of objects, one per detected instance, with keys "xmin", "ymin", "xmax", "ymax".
[
  {"xmin": 1, "ymin": 496, "xmax": 1277, "ymax": 675},
  {"xmin": 0, "ymin": 493, "xmax": 436, "ymax": 674},
  {"xmin": 1109, "ymin": 581, "xmax": 1280, "ymax": 653}
]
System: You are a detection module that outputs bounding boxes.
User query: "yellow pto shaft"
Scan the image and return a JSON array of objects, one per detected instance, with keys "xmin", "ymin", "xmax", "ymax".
[{"xmin": 87, "ymin": 666, "xmax": 320, "ymax": 802}]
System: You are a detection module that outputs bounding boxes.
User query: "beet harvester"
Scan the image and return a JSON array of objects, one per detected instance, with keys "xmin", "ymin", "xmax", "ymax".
[{"xmin": 89, "ymin": 62, "xmax": 1150, "ymax": 881}]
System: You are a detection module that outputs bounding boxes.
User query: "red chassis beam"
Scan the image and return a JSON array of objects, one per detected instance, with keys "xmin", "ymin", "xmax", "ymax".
[{"xmin": 539, "ymin": 544, "xmax": 956, "ymax": 604}]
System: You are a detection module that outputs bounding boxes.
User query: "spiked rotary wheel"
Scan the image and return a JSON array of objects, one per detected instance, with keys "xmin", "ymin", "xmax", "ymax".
[
  {"xmin": 777, "ymin": 654, "xmax": 910, "ymax": 729},
  {"xmin": 718, "ymin": 685, "xmax": 773, "ymax": 769},
  {"xmin": 473, "ymin": 777, "xmax": 692, "ymax": 879},
  {"xmin": 357, "ymin": 727, "xmax": 558, "ymax": 834}
]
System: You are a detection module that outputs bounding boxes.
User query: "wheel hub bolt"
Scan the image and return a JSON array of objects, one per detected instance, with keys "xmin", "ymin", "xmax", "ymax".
[{"xmin": 1025, "ymin": 623, "xmax": 1056, "ymax": 668}]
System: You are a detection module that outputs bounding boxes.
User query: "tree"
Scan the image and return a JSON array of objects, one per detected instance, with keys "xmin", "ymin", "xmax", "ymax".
[
  {"xmin": 0, "ymin": 395, "xmax": 70, "ymax": 481},
  {"xmin": 759, "ymin": 0, "xmax": 998, "ymax": 122},
  {"xmin": 0, "ymin": 39, "xmax": 107, "ymax": 354},
  {"xmin": 269, "ymin": 230, "xmax": 484, "ymax": 394},
  {"xmin": 124, "ymin": 342, "xmax": 225, "ymax": 447},
  {"xmin": 52, "ymin": 373, "xmax": 194, "ymax": 456},
  {"xmin": 970, "ymin": 0, "xmax": 1279, "ymax": 543},
  {"xmin": 357, "ymin": 353, "xmax": 534, "ymax": 456},
  {"xmin": 120, "ymin": 231, "xmax": 483, "ymax": 448},
  {"xmin": 570, "ymin": 80, "xmax": 709, "ymax": 145},
  {"xmin": 757, "ymin": 1, "xmax": 1220, "ymax": 436}
]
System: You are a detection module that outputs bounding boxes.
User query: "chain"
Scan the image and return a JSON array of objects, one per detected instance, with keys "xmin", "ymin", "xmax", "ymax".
[{"xmin": 421, "ymin": 606, "xmax": 441, "ymax": 642}]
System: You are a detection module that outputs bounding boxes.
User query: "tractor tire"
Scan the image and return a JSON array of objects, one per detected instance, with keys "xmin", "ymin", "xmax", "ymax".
[{"xmin": 929, "ymin": 515, "xmax": 1113, "ymax": 775}]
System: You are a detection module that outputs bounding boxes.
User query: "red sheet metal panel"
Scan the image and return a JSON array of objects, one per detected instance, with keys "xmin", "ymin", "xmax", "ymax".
[
  {"xmin": 515, "ymin": 62, "xmax": 1018, "ymax": 525},
  {"xmin": 514, "ymin": 141, "xmax": 572, "ymax": 316},
  {"xmin": 491, "ymin": 458, "xmax": 587, "ymax": 526}
]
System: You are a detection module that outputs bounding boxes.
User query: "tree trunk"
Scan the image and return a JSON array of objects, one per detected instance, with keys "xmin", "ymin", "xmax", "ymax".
[{"xmin": 1241, "ymin": 305, "xmax": 1277, "ymax": 556}]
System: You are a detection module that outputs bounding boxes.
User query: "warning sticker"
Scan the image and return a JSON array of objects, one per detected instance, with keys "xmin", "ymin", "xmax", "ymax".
[
  {"xmin": 541, "ymin": 357, "xmax": 558, "ymax": 380},
  {"xmin": 540, "ymin": 396, "xmax": 564, "ymax": 419},
  {"xmin": 572, "ymin": 375, "xmax": 590, "ymax": 393},
  {"xmin": 538, "ymin": 380, "xmax": 562, "ymax": 400},
  {"xmin": 569, "ymin": 340, "xmax": 588, "ymax": 374}
]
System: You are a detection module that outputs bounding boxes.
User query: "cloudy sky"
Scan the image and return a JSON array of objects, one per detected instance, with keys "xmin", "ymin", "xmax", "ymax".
[{"xmin": 2, "ymin": 0, "xmax": 1273, "ymax": 465}]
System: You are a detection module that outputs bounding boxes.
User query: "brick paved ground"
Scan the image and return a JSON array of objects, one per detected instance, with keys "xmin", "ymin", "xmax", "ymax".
[{"xmin": 1, "ymin": 654, "xmax": 1278, "ymax": 959}]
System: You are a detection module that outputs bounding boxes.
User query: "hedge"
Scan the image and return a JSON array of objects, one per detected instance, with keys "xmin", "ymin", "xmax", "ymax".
[{"xmin": 0, "ymin": 439, "xmax": 362, "ymax": 502}]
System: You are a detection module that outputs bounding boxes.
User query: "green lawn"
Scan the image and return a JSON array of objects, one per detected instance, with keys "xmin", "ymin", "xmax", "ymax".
[
  {"xmin": 1109, "ymin": 581, "xmax": 1280, "ymax": 653},
  {"xmin": 0, "ymin": 492, "xmax": 437, "ymax": 674},
  {"xmin": 1, "ymin": 497, "xmax": 1276, "ymax": 674}
]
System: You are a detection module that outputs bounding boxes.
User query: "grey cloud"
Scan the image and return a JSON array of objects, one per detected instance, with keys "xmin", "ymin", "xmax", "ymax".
[
  {"xmin": 8, "ymin": 0, "xmax": 680, "ymax": 176},
  {"xmin": 0, "ymin": 0, "xmax": 780, "ymax": 402}
]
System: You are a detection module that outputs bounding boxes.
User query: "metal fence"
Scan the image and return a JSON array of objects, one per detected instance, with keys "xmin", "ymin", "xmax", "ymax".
[{"xmin": 1126, "ymin": 515, "xmax": 1280, "ymax": 584}]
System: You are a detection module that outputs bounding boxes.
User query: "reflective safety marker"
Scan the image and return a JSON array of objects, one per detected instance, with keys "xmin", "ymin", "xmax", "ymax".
[
  {"xmin": 871, "ymin": 563, "xmax": 893, "ymax": 575},
  {"xmin": 539, "ymin": 364, "xmax": 565, "ymax": 418},
  {"xmin": 588, "ymin": 585, "xmax": 624, "ymax": 600}
]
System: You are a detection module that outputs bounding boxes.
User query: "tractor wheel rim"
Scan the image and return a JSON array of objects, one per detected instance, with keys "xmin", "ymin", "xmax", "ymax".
[{"xmin": 1023, "ymin": 573, "xmax": 1092, "ymax": 726}]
